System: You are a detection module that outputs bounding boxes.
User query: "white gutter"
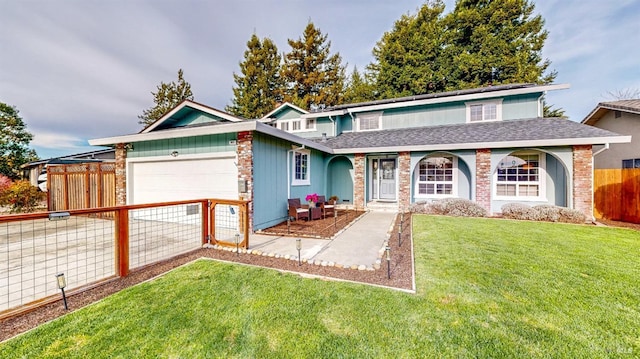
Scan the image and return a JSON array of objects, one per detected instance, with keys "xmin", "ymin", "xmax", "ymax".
[{"xmin": 592, "ymin": 143, "xmax": 610, "ymax": 157}]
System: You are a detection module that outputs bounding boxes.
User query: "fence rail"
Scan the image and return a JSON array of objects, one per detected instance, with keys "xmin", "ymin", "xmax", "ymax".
[
  {"xmin": 594, "ymin": 168, "xmax": 640, "ymax": 224},
  {"xmin": 0, "ymin": 198, "xmax": 249, "ymax": 319}
]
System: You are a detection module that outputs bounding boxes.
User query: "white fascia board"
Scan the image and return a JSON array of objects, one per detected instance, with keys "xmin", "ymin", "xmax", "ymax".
[
  {"xmin": 331, "ymin": 135, "xmax": 631, "ymax": 154},
  {"xmin": 301, "ymin": 109, "xmax": 347, "ymax": 119},
  {"xmin": 341, "ymin": 84, "xmax": 571, "ymax": 114},
  {"xmin": 89, "ymin": 122, "xmax": 258, "ymax": 146},
  {"xmin": 142, "ymin": 101, "xmax": 243, "ymax": 133},
  {"xmin": 254, "ymin": 122, "xmax": 334, "ymax": 153}
]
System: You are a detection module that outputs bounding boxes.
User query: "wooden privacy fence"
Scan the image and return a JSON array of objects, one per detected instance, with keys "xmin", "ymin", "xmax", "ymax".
[
  {"xmin": 47, "ymin": 163, "xmax": 116, "ymax": 211},
  {"xmin": 594, "ymin": 168, "xmax": 640, "ymax": 224}
]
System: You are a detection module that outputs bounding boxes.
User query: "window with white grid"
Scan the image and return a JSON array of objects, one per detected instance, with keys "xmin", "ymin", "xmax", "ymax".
[
  {"xmin": 495, "ymin": 153, "xmax": 545, "ymax": 199},
  {"xmin": 466, "ymin": 100, "xmax": 502, "ymax": 122},
  {"xmin": 356, "ymin": 112, "xmax": 382, "ymax": 131},
  {"xmin": 415, "ymin": 156, "xmax": 457, "ymax": 198}
]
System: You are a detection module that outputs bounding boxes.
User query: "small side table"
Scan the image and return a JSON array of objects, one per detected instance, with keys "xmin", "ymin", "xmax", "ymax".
[{"xmin": 310, "ymin": 207, "xmax": 322, "ymax": 220}]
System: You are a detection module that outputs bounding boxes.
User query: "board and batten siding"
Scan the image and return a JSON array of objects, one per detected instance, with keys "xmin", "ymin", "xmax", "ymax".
[
  {"xmin": 502, "ymin": 93, "xmax": 541, "ymax": 120},
  {"xmin": 127, "ymin": 133, "xmax": 238, "ymax": 158}
]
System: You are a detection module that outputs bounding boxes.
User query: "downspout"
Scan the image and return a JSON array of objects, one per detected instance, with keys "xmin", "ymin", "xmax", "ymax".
[
  {"xmin": 348, "ymin": 110, "xmax": 356, "ymax": 130},
  {"xmin": 590, "ymin": 143, "xmax": 609, "ymax": 222},
  {"xmin": 328, "ymin": 115, "xmax": 336, "ymax": 136}
]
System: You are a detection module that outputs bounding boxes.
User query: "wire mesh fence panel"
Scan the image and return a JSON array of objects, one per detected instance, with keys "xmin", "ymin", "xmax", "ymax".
[
  {"xmin": 0, "ymin": 214, "xmax": 116, "ymax": 312},
  {"xmin": 213, "ymin": 203, "xmax": 241, "ymax": 243},
  {"xmin": 128, "ymin": 203, "xmax": 202, "ymax": 269}
]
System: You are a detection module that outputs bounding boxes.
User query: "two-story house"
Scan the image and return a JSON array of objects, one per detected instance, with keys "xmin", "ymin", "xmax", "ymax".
[{"xmin": 90, "ymin": 83, "xmax": 630, "ymax": 231}]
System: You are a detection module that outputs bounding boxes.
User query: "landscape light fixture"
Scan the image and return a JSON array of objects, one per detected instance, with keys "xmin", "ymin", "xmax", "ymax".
[
  {"xmin": 334, "ymin": 208, "xmax": 338, "ymax": 228},
  {"xmin": 48, "ymin": 212, "xmax": 70, "ymax": 221},
  {"xmin": 385, "ymin": 246, "xmax": 391, "ymax": 279},
  {"xmin": 398, "ymin": 226, "xmax": 402, "ymax": 246},
  {"xmin": 235, "ymin": 233, "xmax": 240, "ymax": 256},
  {"xmin": 55, "ymin": 273, "xmax": 68, "ymax": 310},
  {"xmin": 296, "ymin": 238, "xmax": 302, "ymax": 266}
]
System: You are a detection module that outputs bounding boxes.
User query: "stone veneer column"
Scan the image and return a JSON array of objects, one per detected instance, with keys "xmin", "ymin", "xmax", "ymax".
[
  {"xmin": 237, "ymin": 131, "xmax": 254, "ymax": 232},
  {"xmin": 353, "ymin": 154, "xmax": 366, "ymax": 210},
  {"xmin": 398, "ymin": 152, "xmax": 411, "ymax": 212},
  {"xmin": 115, "ymin": 143, "xmax": 127, "ymax": 206},
  {"xmin": 572, "ymin": 145, "xmax": 593, "ymax": 220},
  {"xmin": 475, "ymin": 148, "xmax": 492, "ymax": 214}
]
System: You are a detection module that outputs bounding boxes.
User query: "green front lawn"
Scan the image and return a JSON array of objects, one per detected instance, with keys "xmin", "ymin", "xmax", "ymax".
[{"xmin": 2, "ymin": 216, "xmax": 639, "ymax": 358}]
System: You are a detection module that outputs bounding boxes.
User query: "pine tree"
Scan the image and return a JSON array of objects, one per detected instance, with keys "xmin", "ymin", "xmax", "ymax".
[
  {"xmin": 282, "ymin": 22, "xmax": 346, "ymax": 109},
  {"xmin": 442, "ymin": 0, "xmax": 556, "ymax": 89},
  {"xmin": 368, "ymin": 0, "xmax": 447, "ymax": 99},
  {"xmin": 227, "ymin": 34, "xmax": 284, "ymax": 119},
  {"xmin": 0, "ymin": 102, "xmax": 38, "ymax": 179},
  {"xmin": 343, "ymin": 66, "xmax": 376, "ymax": 104},
  {"xmin": 138, "ymin": 69, "xmax": 194, "ymax": 127}
]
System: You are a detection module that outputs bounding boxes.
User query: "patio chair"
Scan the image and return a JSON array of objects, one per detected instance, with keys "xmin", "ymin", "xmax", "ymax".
[
  {"xmin": 288, "ymin": 198, "xmax": 309, "ymax": 221},
  {"xmin": 317, "ymin": 195, "xmax": 335, "ymax": 218}
]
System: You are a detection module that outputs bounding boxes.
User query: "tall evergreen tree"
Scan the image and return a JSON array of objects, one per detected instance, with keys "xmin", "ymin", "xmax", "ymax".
[
  {"xmin": 138, "ymin": 69, "xmax": 194, "ymax": 127},
  {"xmin": 343, "ymin": 66, "xmax": 376, "ymax": 104},
  {"xmin": 443, "ymin": 0, "xmax": 556, "ymax": 88},
  {"xmin": 227, "ymin": 34, "xmax": 284, "ymax": 118},
  {"xmin": 368, "ymin": 0, "xmax": 447, "ymax": 98},
  {"xmin": 0, "ymin": 102, "xmax": 38, "ymax": 179},
  {"xmin": 282, "ymin": 22, "xmax": 346, "ymax": 109}
]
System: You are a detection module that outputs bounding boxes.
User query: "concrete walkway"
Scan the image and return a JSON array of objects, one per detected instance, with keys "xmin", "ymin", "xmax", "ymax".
[{"xmin": 241, "ymin": 211, "xmax": 397, "ymax": 270}]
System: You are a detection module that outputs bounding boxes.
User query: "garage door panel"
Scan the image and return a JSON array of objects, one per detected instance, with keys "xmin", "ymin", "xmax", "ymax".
[{"xmin": 130, "ymin": 157, "xmax": 238, "ymax": 205}]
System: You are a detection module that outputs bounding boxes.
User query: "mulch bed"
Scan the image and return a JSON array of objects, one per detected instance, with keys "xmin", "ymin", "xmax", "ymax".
[
  {"xmin": 0, "ymin": 213, "xmax": 413, "ymax": 342},
  {"xmin": 595, "ymin": 218, "xmax": 640, "ymax": 231}
]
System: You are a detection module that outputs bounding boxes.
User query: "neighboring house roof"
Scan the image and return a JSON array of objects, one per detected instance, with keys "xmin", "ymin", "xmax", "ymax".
[
  {"xmin": 581, "ymin": 99, "xmax": 640, "ymax": 125},
  {"xmin": 302, "ymin": 83, "xmax": 569, "ymax": 119},
  {"xmin": 319, "ymin": 118, "xmax": 631, "ymax": 154},
  {"xmin": 21, "ymin": 148, "xmax": 115, "ymax": 169},
  {"xmin": 141, "ymin": 100, "xmax": 245, "ymax": 133}
]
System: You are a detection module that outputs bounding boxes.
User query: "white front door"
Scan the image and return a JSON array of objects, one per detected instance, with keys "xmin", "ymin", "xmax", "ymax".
[
  {"xmin": 379, "ymin": 158, "xmax": 396, "ymax": 200},
  {"xmin": 370, "ymin": 157, "xmax": 397, "ymax": 201}
]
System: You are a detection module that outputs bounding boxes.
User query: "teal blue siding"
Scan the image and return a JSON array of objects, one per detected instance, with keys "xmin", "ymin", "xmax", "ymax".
[
  {"xmin": 383, "ymin": 102, "xmax": 466, "ymax": 129},
  {"xmin": 252, "ymin": 133, "xmax": 290, "ymax": 230},
  {"xmin": 292, "ymin": 120, "xmax": 334, "ymax": 139},
  {"xmin": 326, "ymin": 156, "xmax": 354, "ymax": 204},
  {"xmin": 275, "ymin": 108, "xmax": 304, "ymax": 120},
  {"xmin": 337, "ymin": 115, "xmax": 352, "ymax": 134},
  {"xmin": 545, "ymin": 153, "xmax": 568, "ymax": 206},
  {"xmin": 252, "ymin": 134, "xmax": 326, "ymax": 230},
  {"xmin": 128, "ymin": 134, "xmax": 236, "ymax": 158},
  {"xmin": 173, "ymin": 112, "xmax": 226, "ymax": 127},
  {"xmin": 502, "ymin": 93, "xmax": 541, "ymax": 120}
]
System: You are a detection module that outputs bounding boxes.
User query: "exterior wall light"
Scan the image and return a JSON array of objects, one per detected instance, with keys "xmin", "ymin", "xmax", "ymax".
[
  {"xmin": 55, "ymin": 273, "xmax": 68, "ymax": 310},
  {"xmin": 49, "ymin": 212, "xmax": 70, "ymax": 221},
  {"xmin": 170, "ymin": 151, "xmax": 179, "ymax": 157}
]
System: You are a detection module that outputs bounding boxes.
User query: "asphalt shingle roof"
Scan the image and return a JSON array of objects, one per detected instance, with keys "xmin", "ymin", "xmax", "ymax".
[
  {"xmin": 319, "ymin": 118, "xmax": 624, "ymax": 150},
  {"xmin": 598, "ymin": 99, "xmax": 640, "ymax": 113}
]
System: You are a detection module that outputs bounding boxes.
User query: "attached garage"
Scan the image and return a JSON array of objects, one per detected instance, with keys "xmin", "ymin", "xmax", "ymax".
[{"xmin": 127, "ymin": 153, "xmax": 238, "ymax": 205}]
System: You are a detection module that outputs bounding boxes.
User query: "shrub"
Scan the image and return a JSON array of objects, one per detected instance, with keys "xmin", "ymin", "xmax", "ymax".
[
  {"xmin": 501, "ymin": 203, "xmax": 540, "ymax": 221},
  {"xmin": 409, "ymin": 201, "xmax": 429, "ymax": 214},
  {"xmin": 533, "ymin": 204, "xmax": 561, "ymax": 222},
  {"xmin": 420, "ymin": 198, "xmax": 487, "ymax": 217},
  {"xmin": 0, "ymin": 180, "xmax": 45, "ymax": 213},
  {"xmin": 558, "ymin": 207, "xmax": 587, "ymax": 224},
  {"xmin": 0, "ymin": 175, "xmax": 12, "ymax": 196}
]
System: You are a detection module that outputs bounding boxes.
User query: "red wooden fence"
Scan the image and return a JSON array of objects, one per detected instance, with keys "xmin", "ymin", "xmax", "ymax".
[{"xmin": 594, "ymin": 168, "xmax": 640, "ymax": 224}]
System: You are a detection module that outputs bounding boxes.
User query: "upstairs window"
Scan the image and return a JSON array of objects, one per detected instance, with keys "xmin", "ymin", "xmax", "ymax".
[
  {"xmin": 466, "ymin": 100, "xmax": 502, "ymax": 122},
  {"xmin": 276, "ymin": 118, "xmax": 315, "ymax": 133},
  {"xmin": 292, "ymin": 150, "xmax": 310, "ymax": 186},
  {"xmin": 306, "ymin": 118, "xmax": 316, "ymax": 130},
  {"xmin": 356, "ymin": 112, "xmax": 382, "ymax": 131},
  {"xmin": 292, "ymin": 120, "xmax": 301, "ymax": 131}
]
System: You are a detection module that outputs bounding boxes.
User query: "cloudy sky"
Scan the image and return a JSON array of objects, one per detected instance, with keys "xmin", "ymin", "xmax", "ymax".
[{"xmin": 1, "ymin": 0, "xmax": 639, "ymax": 159}]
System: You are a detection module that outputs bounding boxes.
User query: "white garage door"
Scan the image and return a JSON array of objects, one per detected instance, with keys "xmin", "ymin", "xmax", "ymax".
[{"xmin": 128, "ymin": 155, "xmax": 238, "ymax": 205}]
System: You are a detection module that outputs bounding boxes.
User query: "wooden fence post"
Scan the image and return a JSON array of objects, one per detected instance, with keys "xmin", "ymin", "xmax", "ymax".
[{"xmin": 115, "ymin": 208, "xmax": 130, "ymax": 277}]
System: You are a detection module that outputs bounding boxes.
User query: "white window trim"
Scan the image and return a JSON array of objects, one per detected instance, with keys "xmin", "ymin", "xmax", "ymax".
[
  {"xmin": 414, "ymin": 156, "xmax": 458, "ymax": 199},
  {"xmin": 493, "ymin": 152, "xmax": 546, "ymax": 201},
  {"xmin": 276, "ymin": 118, "xmax": 316, "ymax": 133},
  {"xmin": 291, "ymin": 149, "xmax": 311, "ymax": 186},
  {"xmin": 465, "ymin": 99, "xmax": 503, "ymax": 123},
  {"xmin": 356, "ymin": 112, "xmax": 382, "ymax": 132}
]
